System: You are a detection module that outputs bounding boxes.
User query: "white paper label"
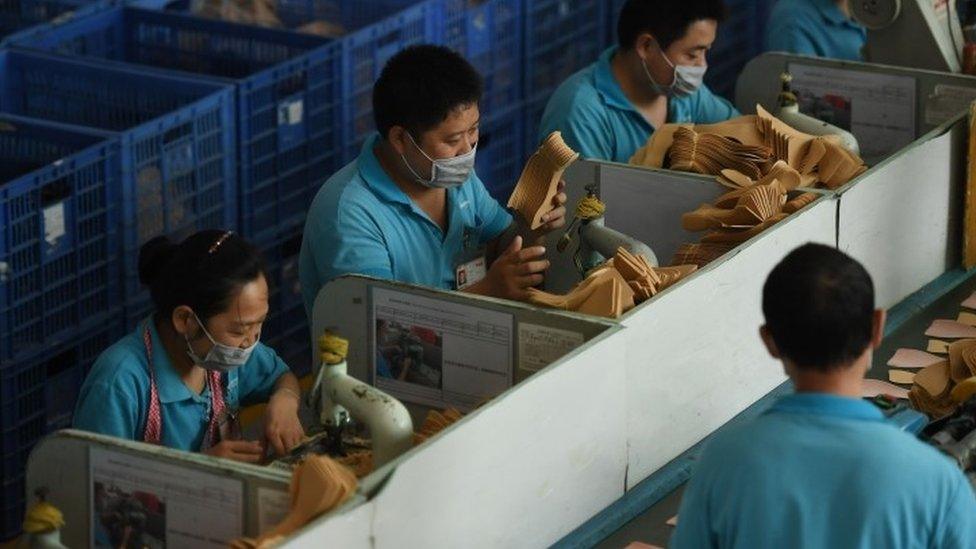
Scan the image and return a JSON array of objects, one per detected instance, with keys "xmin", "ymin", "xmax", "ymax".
[
  {"xmin": 43, "ymin": 201, "xmax": 66, "ymax": 248},
  {"xmin": 518, "ymin": 323, "xmax": 585, "ymax": 372},
  {"xmin": 256, "ymin": 487, "xmax": 291, "ymax": 534},
  {"xmin": 89, "ymin": 448, "xmax": 244, "ymax": 548}
]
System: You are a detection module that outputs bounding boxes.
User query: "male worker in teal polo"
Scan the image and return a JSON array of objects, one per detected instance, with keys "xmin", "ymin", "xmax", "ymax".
[
  {"xmin": 537, "ymin": 0, "xmax": 739, "ymax": 164},
  {"xmin": 299, "ymin": 45, "xmax": 567, "ymax": 317},
  {"xmin": 671, "ymin": 244, "xmax": 976, "ymax": 548},
  {"xmin": 765, "ymin": 0, "xmax": 866, "ymax": 61}
]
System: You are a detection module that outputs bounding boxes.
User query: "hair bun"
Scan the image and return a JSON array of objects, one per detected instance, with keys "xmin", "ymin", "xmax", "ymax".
[{"xmin": 138, "ymin": 236, "xmax": 176, "ymax": 287}]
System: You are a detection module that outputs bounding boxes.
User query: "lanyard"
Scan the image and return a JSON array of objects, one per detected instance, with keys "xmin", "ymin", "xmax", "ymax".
[{"xmin": 141, "ymin": 321, "xmax": 226, "ymax": 448}]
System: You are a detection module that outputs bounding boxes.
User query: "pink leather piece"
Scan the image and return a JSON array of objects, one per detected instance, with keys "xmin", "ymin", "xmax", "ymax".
[
  {"xmin": 925, "ymin": 319, "xmax": 976, "ymax": 339},
  {"xmin": 887, "ymin": 348, "xmax": 945, "ymax": 370}
]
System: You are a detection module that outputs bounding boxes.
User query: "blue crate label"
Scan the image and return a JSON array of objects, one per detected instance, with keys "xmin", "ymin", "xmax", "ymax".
[
  {"xmin": 163, "ymin": 142, "xmax": 196, "ymax": 179},
  {"xmin": 277, "ymin": 97, "xmax": 306, "ymax": 152},
  {"xmin": 43, "ymin": 201, "xmax": 66, "ymax": 251}
]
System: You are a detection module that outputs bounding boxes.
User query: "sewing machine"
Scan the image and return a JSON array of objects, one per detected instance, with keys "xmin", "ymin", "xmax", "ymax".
[
  {"xmin": 852, "ymin": 0, "xmax": 965, "ymax": 72},
  {"xmin": 775, "ymin": 73, "xmax": 860, "ymax": 155}
]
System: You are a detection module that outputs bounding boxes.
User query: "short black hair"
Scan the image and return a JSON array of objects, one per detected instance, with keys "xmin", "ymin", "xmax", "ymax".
[
  {"xmin": 373, "ymin": 44, "xmax": 483, "ymax": 139},
  {"xmin": 138, "ymin": 230, "xmax": 267, "ymax": 322},
  {"xmin": 762, "ymin": 244, "xmax": 875, "ymax": 372},
  {"xmin": 618, "ymin": 0, "xmax": 728, "ymax": 50}
]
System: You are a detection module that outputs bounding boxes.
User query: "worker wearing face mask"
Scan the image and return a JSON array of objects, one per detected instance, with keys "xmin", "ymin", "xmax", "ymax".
[
  {"xmin": 537, "ymin": 0, "xmax": 739, "ymax": 164},
  {"xmin": 74, "ymin": 230, "xmax": 305, "ymax": 463},
  {"xmin": 299, "ymin": 45, "xmax": 567, "ymax": 317}
]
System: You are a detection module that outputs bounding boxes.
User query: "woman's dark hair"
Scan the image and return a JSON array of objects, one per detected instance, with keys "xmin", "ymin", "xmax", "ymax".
[{"xmin": 138, "ymin": 230, "xmax": 268, "ymax": 321}]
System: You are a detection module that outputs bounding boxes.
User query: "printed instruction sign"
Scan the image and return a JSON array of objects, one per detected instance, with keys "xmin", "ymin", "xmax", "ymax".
[
  {"xmin": 372, "ymin": 287, "xmax": 514, "ymax": 410},
  {"xmin": 518, "ymin": 323, "xmax": 585, "ymax": 372},
  {"xmin": 90, "ymin": 448, "xmax": 243, "ymax": 548},
  {"xmin": 256, "ymin": 486, "xmax": 291, "ymax": 534},
  {"xmin": 788, "ymin": 63, "xmax": 916, "ymax": 164}
]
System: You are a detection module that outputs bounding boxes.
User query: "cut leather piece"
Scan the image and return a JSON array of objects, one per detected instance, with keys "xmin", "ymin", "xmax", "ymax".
[
  {"xmin": 666, "ymin": 515, "xmax": 678, "ymax": 527},
  {"xmin": 336, "ymin": 451, "xmax": 374, "ymax": 478},
  {"xmin": 526, "ymin": 267, "xmax": 636, "ymax": 319},
  {"xmin": 718, "ymin": 168, "xmax": 754, "ymax": 189},
  {"xmin": 700, "ymin": 213, "xmax": 789, "ymax": 244},
  {"xmin": 862, "ymin": 378, "xmax": 910, "ymax": 399},
  {"xmin": 914, "ymin": 361, "xmax": 952, "ymax": 399},
  {"xmin": 957, "ymin": 312, "xmax": 976, "ymax": 326},
  {"xmin": 670, "ymin": 242, "xmax": 735, "ymax": 268},
  {"xmin": 629, "ymin": 124, "xmax": 689, "ymax": 168},
  {"xmin": 667, "ymin": 127, "xmax": 771, "ymax": 179},
  {"xmin": 508, "ymin": 131, "xmax": 579, "ymax": 230},
  {"xmin": 928, "ymin": 339, "xmax": 950, "ymax": 354},
  {"xmin": 243, "ymin": 455, "xmax": 357, "ymax": 546},
  {"xmin": 948, "ymin": 339, "xmax": 976, "ymax": 382},
  {"xmin": 909, "ymin": 386, "xmax": 959, "ymax": 419},
  {"xmin": 782, "ymin": 192, "xmax": 818, "ymax": 214},
  {"xmin": 962, "ymin": 291, "xmax": 976, "ymax": 310},
  {"xmin": 950, "ymin": 376, "xmax": 976, "ymax": 403},
  {"xmin": 888, "ymin": 370, "xmax": 916, "ymax": 385},
  {"xmin": 887, "ymin": 348, "xmax": 946, "ymax": 370},
  {"xmin": 925, "ymin": 319, "xmax": 976, "ymax": 339}
]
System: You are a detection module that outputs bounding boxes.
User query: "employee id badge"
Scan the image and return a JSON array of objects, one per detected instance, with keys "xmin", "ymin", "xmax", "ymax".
[{"xmin": 455, "ymin": 225, "xmax": 487, "ymax": 290}]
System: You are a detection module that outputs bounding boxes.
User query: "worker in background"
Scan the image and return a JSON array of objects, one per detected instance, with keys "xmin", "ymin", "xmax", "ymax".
[
  {"xmin": 300, "ymin": 45, "xmax": 567, "ymax": 316},
  {"xmin": 671, "ymin": 244, "xmax": 976, "ymax": 548},
  {"xmin": 765, "ymin": 0, "xmax": 866, "ymax": 61},
  {"xmin": 537, "ymin": 0, "xmax": 739, "ymax": 163},
  {"xmin": 74, "ymin": 230, "xmax": 304, "ymax": 463}
]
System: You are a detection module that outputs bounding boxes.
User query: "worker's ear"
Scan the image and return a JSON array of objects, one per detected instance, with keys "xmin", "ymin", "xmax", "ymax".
[
  {"xmin": 387, "ymin": 126, "xmax": 411, "ymax": 156},
  {"xmin": 759, "ymin": 325, "xmax": 780, "ymax": 359},
  {"xmin": 870, "ymin": 309, "xmax": 886, "ymax": 349},
  {"xmin": 635, "ymin": 33, "xmax": 658, "ymax": 60},
  {"xmin": 171, "ymin": 305, "xmax": 195, "ymax": 337}
]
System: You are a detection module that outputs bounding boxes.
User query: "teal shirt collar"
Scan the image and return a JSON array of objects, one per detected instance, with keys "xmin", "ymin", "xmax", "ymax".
[
  {"xmin": 770, "ymin": 392, "xmax": 884, "ymax": 421},
  {"xmin": 357, "ymin": 133, "xmax": 413, "ymax": 207},
  {"xmin": 594, "ymin": 46, "xmax": 640, "ymax": 112},
  {"xmin": 146, "ymin": 318, "xmax": 211, "ymax": 405}
]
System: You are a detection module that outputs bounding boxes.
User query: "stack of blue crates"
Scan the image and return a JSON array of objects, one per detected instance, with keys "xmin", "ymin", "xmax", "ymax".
[
  {"xmin": 0, "ymin": 0, "xmax": 102, "ymax": 40},
  {"xmin": 0, "ymin": 112, "xmax": 123, "ymax": 539},
  {"xmin": 0, "ymin": 48, "xmax": 238, "ymax": 330}
]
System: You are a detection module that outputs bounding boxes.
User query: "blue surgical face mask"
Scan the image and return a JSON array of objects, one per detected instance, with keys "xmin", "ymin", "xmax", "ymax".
[
  {"xmin": 641, "ymin": 46, "xmax": 707, "ymax": 98},
  {"xmin": 185, "ymin": 312, "xmax": 258, "ymax": 373},
  {"xmin": 401, "ymin": 132, "xmax": 477, "ymax": 189}
]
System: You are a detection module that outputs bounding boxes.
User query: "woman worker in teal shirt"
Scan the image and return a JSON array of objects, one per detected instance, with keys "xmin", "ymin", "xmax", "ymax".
[{"xmin": 74, "ymin": 230, "xmax": 304, "ymax": 463}]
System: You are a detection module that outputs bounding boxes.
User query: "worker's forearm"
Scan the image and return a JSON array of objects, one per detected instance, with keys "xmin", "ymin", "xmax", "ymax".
[{"xmin": 271, "ymin": 372, "xmax": 301, "ymax": 404}]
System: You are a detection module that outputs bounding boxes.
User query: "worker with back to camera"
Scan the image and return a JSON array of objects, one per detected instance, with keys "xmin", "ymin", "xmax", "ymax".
[
  {"xmin": 765, "ymin": 0, "xmax": 866, "ymax": 61},
  {"xmin": 299, "ymin": 44, "xmax": 567, "ymax": 317},
  {"xmin": 536, "ymin": 0, "xmax": 739, "ymax": 164},
  {"xmin": 671, "ymin": 243, "xmax": 976, "ymax": 549},
  {"xmin": 74, "ymin": 230, "xmax": 305, "ymax": 463}
]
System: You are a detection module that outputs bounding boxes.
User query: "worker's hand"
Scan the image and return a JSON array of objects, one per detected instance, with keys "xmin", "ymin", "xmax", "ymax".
[
  {"xmin": 535, "ymin": 180, "xmax": 567, "ymax": 234},
  {"xmin": 263, "ymin": 390, "xmax": 305, "ymax": 456},
  {"xmin": 204, "ymin": 440, "xmax": 265, "ymax": 463},
  {"xmin": 484, "ymin": 235, "xmax": 549, "ymax": 301}
]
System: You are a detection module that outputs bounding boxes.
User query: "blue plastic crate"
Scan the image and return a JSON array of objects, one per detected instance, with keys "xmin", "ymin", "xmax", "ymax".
[
  {"xmin": 0, "ymin": 114, "xmax": 121, "ymax": 363},
  {"xmin": 0, "ymin": 318, "xmax": 121, "ymax": 540},
  {"xmin": 442, "ymin": 0, "xmax": 521, "ymax": 118},
  {"xmin": 523, "ymin": 91, "xmax": 549, "ymax": 159},
  {"xmin": 255, "ymin": 227, "xmax": 310, "ymax": 377},
  {"xmin": 0, "ymin": 0, "xmax": 102, "ymax": 39},
  {"xmin": 340, "ymin": 0, "xmax": 442, "ymax": 162},
  {"xmin": 476, "ymin": 105, "xmax": 524, "ymax": 203},
  {"xmin": 0, "ymin": 48, "xmax": 237, "ymax": 325},
  {"xmin": 7, "ymin": 6, "xmax": 341, "ymax": 242},
  {"xmin": 523, "ymin": 0, "xmax": 606, "ymax": 98}
]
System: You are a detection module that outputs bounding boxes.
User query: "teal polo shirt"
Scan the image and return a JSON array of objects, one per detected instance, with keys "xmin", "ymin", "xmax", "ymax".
[
  {"xmin": 537, "ymin": 47, "xmax": 739, "ymax": 164},
  {"xmin": 299, "ymin": 133, "xmax": 512, "ymax": 316},
  {"xmin": 73, "ymin": 318, "xmax": 289, "ymax": 451},
  {"xmin": 671, "ymin": 393, "xmax": 976, "ymax": 549},
  {"xmin": 765, "ymin": 0, "xmax": 866, "ymax": 61}
]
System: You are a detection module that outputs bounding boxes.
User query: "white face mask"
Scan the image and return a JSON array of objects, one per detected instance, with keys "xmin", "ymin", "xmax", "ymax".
[
  {"xmin": 640, "ymin": 46, "xmax": 707, "ymax": 98},
  {"xmin": 401, "ymin": 132, "xmax": 477, "ymax": 189},
  {"xmin": 185, "ymin": 311, "xmax": 259, "ymax": 373}
]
